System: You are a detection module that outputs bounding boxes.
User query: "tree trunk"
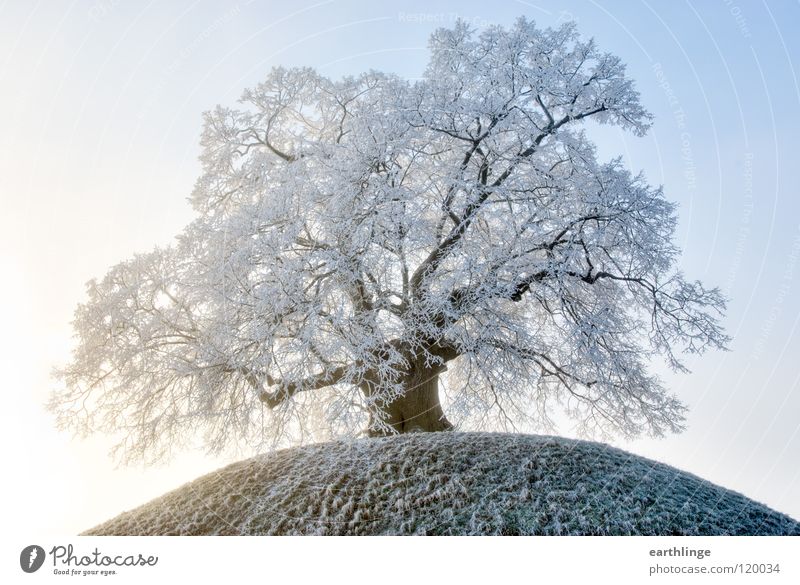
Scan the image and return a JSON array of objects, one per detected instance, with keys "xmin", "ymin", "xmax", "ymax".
[{"xmin": 364, "ymin": 362, "xmax": 453, "ymax": 436}]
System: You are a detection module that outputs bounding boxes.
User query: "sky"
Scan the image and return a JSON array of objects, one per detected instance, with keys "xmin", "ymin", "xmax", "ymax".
[{"xmin": 1, "ymin": 0, "xmax": 798, "ymax": 535}]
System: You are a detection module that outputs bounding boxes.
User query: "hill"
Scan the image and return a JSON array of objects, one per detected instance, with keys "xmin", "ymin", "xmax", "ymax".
[{"xmin": 85, "ymin": 432, "xmax": 799, "ymax": 535}]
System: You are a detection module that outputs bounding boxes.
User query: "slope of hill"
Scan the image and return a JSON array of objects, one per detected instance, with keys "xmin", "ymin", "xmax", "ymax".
[{"xmin": 85, "ymin": 432, "xmax": 799, "ymax": 535}]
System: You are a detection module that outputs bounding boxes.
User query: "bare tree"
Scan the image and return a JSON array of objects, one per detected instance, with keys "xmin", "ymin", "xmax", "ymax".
[{"xmin": 51, "ymin": 19, "xmax": 729, "ymax": 463}]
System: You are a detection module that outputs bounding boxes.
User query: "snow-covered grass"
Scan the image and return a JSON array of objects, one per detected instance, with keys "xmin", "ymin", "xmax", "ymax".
[{"xmin": 85, "ymin": 432, "xmax": 799, "ymax": 535}]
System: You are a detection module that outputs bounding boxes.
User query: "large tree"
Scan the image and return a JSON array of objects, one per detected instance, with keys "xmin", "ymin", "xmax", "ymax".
[{"xmin": 52, "ymin": 19, "xmax": 728, "ymax": 463}]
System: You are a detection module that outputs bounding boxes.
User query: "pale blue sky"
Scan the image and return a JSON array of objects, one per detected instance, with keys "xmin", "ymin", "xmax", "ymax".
[{"xmin": 1, "ymin": 0, "xmax": 798, "ymax": 534}]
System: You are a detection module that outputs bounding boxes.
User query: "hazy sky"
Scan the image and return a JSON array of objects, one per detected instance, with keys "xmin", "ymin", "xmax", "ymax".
[{"xmin": 1, "ymin": 0, "xmax": 798, "ymax": 535}]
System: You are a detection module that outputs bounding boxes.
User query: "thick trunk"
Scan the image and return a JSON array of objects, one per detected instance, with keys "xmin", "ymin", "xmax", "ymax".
[{"xmin": 364, "ymin": 362, "xmax": 453, "ymax": 436}]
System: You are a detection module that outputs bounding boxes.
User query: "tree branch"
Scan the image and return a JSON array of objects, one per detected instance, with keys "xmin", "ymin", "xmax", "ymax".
[{"xmin": 236, "ymin": 365, "xmax": 349, "ymax": 408}]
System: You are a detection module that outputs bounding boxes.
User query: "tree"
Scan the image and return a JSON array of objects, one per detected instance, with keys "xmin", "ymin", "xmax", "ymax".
[{"xmin": 51, "ymin": 18, "xmax": 729, "ymax": 464}]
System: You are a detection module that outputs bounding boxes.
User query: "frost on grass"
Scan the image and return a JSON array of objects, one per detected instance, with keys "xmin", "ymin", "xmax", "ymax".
[{"xmin": 85, "ymin": 432, "xmax": 798, "ymax": 536}]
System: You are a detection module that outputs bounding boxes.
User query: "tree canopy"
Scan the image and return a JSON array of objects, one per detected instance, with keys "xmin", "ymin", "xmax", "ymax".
[{"xmin": 51, "ymin": 18, "xmax": 729, "ymax": 464}]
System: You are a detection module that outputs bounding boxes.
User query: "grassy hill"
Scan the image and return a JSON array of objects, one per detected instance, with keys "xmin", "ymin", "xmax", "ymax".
[{"xmin": 85, "ymin": 432, "xmax": 799, "ymax": 535}]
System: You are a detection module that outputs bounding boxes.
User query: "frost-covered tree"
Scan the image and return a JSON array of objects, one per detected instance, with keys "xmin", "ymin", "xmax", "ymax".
[{"xmin": 52, "ymin": 19, "xmax": 729, "ymax": 463}]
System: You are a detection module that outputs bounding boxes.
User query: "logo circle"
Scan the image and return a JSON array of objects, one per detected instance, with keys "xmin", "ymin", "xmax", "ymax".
[{"xmin": 20, "ymin": 545, "xmax": 46, "ymax": 573}]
